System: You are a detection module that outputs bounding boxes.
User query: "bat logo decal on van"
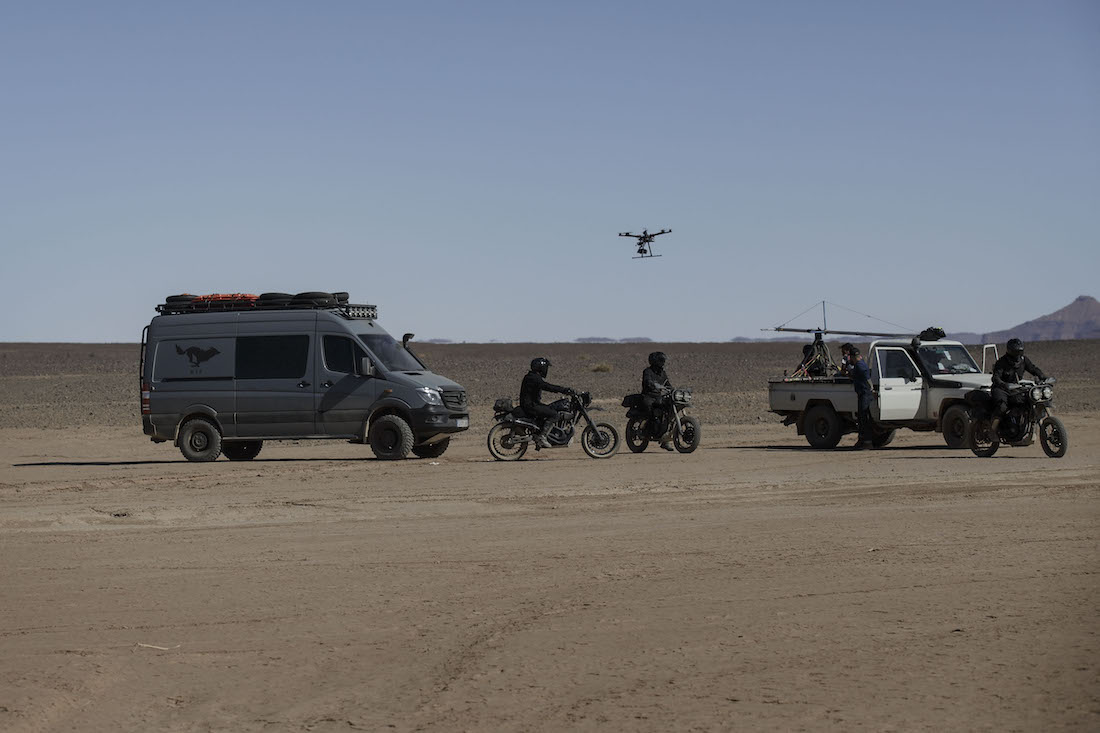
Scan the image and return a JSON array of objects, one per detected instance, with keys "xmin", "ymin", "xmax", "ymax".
[{"xmin": 176, "ymin": 344, "xmax": 221, "ymax": 367}]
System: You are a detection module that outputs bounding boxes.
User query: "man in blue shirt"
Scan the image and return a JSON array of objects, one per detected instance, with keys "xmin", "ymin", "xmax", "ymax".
[{"xmin": 841, "ymin": 343, "xmax": 875, "ymax": 450}]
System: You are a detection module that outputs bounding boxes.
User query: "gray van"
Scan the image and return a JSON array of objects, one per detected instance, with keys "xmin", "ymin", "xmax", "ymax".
[{"xmin": 140, "ymin": 293, "xmax": 469, "ymax": 461}]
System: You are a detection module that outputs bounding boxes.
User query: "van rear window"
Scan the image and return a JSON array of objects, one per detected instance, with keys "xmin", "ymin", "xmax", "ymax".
[{"xmin": 236, "ymin": 335, "xmax": 310, "ymax": 379}]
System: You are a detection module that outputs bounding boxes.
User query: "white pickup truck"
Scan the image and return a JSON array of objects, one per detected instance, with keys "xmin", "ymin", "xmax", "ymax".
[{"xmin": 768, "ymin": 338, "xmax": 993, "ymax": 449}]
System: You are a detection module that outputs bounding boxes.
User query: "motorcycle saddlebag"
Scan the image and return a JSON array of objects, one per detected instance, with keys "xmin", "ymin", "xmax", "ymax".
[
  {"xmin": 964, "ymin": 389, "xmax": 991, "ymax": 409},
  {"xmin": 493, "ymin": 397, "xmax": 514, "ymax": 414},
  {"xmin": 622, "ymin": 393, "xmax": 644, "ymax": 408}
]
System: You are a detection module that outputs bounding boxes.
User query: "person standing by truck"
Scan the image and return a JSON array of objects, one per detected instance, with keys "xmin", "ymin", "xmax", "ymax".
[{"xmin": 841, "ymin": 343, "xmax": 875, "ymax": 450}]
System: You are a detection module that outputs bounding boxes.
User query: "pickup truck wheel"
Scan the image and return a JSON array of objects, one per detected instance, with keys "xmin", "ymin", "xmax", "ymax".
[
  {"xmin": 941, "ymin": 405, "xmax": 971, "ymax": 449},
  {"xmin": 369, "ymin": 415, "xmax": 414, "ymax": 460},
  {"xmin": 871, "ymin": 429, "xmax": 896, "ymax": 449},
  {"xmin": 803, "ymin": 404, "xmax": 842, "ymax": 449}
]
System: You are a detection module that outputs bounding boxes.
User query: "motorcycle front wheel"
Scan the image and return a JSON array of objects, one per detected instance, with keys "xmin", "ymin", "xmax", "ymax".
[
  {"xmin": 968, "ymin": 418, "xmax": 1000, "ymax": 457},
  {"xmin": 674, "ymin": 415, "xmax": 701, "ymax": 453},
  {"xmin": 487, "ymin": 423, "xmax": 528, "ymax": 461},
  {"xmin": 625, "ymin": 417, "xmax": 649, "ymax": 453},
  {"xmin": 1039, "ymin": 416, "xmax": 1068, "ymax": 458},
  {"xmin": 582, "ymin": 422, "xmax": 620, "ymax": 459}
]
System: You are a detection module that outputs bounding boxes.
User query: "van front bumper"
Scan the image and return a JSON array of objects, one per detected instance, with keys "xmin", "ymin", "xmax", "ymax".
[{"xmin": 409, "ymin": 405, "xmax": 470, "ymax": 438}]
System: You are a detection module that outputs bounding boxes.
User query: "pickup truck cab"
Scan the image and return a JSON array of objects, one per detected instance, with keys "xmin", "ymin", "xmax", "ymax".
[{"xmin": 768, "ymin": 338, "xmax": 991, "ymax": 449}]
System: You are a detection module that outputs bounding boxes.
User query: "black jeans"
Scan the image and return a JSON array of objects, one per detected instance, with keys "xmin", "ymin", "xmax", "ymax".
[
  {"xmin": 990, "ymin": 386, "xmax": 1011, "ymax": 417},
  {"xmin": 524, "ymin": 403, "xmax": 559, "ymax": 428},
  {"xmin": 856, "ymin": 391, "xmax": 874, "ymax": 442}
]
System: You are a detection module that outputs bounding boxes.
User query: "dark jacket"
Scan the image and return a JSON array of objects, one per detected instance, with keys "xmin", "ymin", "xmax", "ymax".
[
  {"xmin": 642, "ymin": 367, "xmax": 671, "ymax": 396},
  {"xmin": 520, "ymin": 370, "xmax": 570, "ymax": 410},
  {"xmin": 846, "ymin": 357, "xmax": 874, "ymax": 397},
  {"xmin": 991, "ymin": 354, "xmax": 1046, "ymax": 390}
]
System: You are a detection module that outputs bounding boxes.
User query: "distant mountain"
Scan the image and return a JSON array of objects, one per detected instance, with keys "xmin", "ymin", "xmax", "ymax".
[
  {"xmin": 576, "ymin": 337, "xmax": 618, "ymax": 343},
  {"xmin": 948, "ymin": 296, "xmax": 1100, "ymax": 344},
  {"xmin": 617, "ymin": 337, "xmax": 653, "ymax": 343}
]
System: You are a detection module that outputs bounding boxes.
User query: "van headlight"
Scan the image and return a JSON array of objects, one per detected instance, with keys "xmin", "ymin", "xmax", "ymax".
[
  {"xmin": 416, "ymin": 387, "xmax": 443, "ymax": 406},
  {"xmin": 1042, "ymin": 385, "xmax": 1053, "ymax": 400},
  {"xmin": 1030, "ymin": 386, "xmax": 1044, "ymax": 401}
]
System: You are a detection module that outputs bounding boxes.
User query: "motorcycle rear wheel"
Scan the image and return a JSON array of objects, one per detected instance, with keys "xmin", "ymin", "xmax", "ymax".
[
  {"xmin": 487, "ymin": 423, "xmax": 528, "ymax": 461},
  {"xmin": 625, "ymin": 417, "xmax": 649, "ymax": 453},
  {"xmin": 582, "ymin": 422, "xmax": 620, "ymax": 459},
  {"xmin": 968, "ymin": 418, "xmax": 1000, "ymax": 457},
  {"xmin": 674, "ymin": 416, "xmax": 701, "ymax": 453},
  {"xmin": 1039, "ymin": 416, "xmax": 1068, "ymax": 458}
]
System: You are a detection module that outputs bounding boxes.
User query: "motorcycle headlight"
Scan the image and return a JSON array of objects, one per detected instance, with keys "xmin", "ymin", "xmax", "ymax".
[
  {"xmin": 416, "ymin": 387, "xmax": 443, "ymax": 406},
  {"xmin": 1030, "ymin": 386, "xmax": 1043, "ymax": 402},
  {"xmin": 1042, "ymin": 385, "xmax": 1053, "ymax": 400},
  {"xmin": 674, "ymin": 388, "xmax": 692, "ymax": 404}
]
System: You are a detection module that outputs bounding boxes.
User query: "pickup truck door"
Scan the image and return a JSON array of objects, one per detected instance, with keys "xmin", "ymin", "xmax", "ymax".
[{"xmin": 873, "ymin": 347, "xmax": 924, "ymax": 421}]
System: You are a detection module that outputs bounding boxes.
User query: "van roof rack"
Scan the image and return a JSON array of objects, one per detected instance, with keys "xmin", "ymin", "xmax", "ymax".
[{"xmin": 156, "ymin": 292, "xmax": 377, "ymax": 319}]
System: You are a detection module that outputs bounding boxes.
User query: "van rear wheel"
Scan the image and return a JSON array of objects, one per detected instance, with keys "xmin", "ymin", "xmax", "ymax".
[
  {"xmin": 223, "ymin": 441, "xmax": 263, "ymax": 461},
  {"xmin": 412, "ymin": 438, "xmax": 450, "ymax": 459},
  {"xmin": 178, "ymin": 418, "xmax": 222, "ymax": 462},
  {"xmin": 369, "ymin": 415, "xmax": 414, "ymax": 460}
]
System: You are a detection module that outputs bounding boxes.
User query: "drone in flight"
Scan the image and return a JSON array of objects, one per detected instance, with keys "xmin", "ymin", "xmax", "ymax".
[{"xmin": 618, "ymin": 228, "xmax": 671, "ymax": 259}]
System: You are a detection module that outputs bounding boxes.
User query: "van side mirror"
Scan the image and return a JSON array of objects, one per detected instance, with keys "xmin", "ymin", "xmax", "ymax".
[
  {"xmin": 402, "ymin": 332, "xmax": 414, "ymax": 348},
  {"xmin": 360, "ymin": 357, "xmax": 376, "ymax": 377}
]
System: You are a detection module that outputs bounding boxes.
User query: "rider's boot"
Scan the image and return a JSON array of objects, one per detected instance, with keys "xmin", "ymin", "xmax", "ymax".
[
  {"xmin": 534, "ymin": 418, "xmax": 553, "ymax": 448},
  {"xmin": 660, "ymin": 440, "xmax": 675, "ymax": 451}
]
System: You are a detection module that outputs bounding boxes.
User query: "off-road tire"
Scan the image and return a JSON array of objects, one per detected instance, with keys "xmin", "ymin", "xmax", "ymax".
[
  {"xmin": 803, "ymin": 404, "xmax": 843, "ymax": 449},
  {"xmin": 968, "ymin": 417, "xmax": 1000, "ymax": 457},
  {"xmin": 625, "ymin": 417, "xmax": 649, "ymax": 453},
  {"xmin": 941, "ymin": 405, "xmax": 971, "ymax": 449},
  {"xmin": 369, "ymin": 415, "xmax": 414, "ymax": 460},
  {"xmin": 222, "ymin": 441, "xmax": 263, "ymax": 461},
  {"xmin": 1039, "ymin": 416, "xmax": 1068, "ymax": 458},
  {"xmin": 412, "ymin": 438, "xmax": 450, "ymax": 459},
  {"xmin": 487, "ymin": 423, "xmax": 528, "ymax": 461},
  {"xmin": 674, "ymin": 415, "xmax": 701, "ymax": 453},
  {"xmin": 178, "ymin": 417, "xmax": 222, "ymax": 462},
  {"xmin": 871, "ymin": 429, "xmax": 897, "ymax": 449},
  {"xmin": 581, "ymin": 422, "xmax": 620, "ymax": 459}
]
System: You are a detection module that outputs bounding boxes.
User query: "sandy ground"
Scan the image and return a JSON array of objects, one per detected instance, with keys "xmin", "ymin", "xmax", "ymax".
[
  {"xmin": 1, "ymin": 340, "xmax": 1098, "ymax": 731},
  {"xmin": 2, "ymin": 419, "xmax": 1097, "ymax": 732}
]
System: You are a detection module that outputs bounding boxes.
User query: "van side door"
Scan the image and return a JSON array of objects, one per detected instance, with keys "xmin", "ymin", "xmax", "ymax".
[
  {"xmin": 873, "ymin": 347, "xmax": 924, "ymax": 421},
  {"xmin": 315, "ymin": 331, "xmax": 381, "ymax": 438},
  {"xmin": 235, "ymin": 327, "xmax": 317, "ymax": 437}
]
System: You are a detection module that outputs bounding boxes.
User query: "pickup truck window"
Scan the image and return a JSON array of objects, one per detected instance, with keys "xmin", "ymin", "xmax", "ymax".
[
  {"xmin": 917, "ymin": 345, "xmax": 980, "ymax": 375},
  {"xmin": 878, "ymin": 349, "xmax": 921, "ymax": 380}
]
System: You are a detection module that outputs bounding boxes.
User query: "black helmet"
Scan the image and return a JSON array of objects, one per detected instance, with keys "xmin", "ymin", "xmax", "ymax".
[
  {"xmin": 1006, "ymin": 338, "xmax": 1024, "ymax": 357},
  {"xmin": 530, "ymin": 357, "xmax": 551, "ymax": 377},
  {"xmin": 648, "ymin": 351, "xmax": 667, "ymax": 369}
]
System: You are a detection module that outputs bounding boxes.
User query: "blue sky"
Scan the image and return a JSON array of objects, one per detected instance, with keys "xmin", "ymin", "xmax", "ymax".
[{"xmin": 2, "ymin": 1, "xmax": 1097, "ymax": 342}]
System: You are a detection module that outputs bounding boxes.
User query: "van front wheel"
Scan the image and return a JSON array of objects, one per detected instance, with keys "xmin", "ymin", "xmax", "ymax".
[
  {"xmin": 369, "ymin": 415, "xmax": 414, "ymax": 460},
  {"xmin": 178, "ymin": 418, "xmax": 222, "ymax": 462}
]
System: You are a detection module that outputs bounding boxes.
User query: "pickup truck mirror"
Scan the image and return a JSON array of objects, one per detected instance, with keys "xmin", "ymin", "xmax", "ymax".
[{"xmin": 359, "ymin": 357, "xmax": 376, "ymax": 377}]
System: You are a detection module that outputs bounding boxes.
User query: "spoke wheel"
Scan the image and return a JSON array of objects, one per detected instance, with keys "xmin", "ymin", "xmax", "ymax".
[
  {"xmin": 1039, "ymin": 416, "xmax": 1068, "ymax": 458},
  {"xmin": 581, "ymin": 423, "xmax": 620, "ymax": 459},
  {"xmin": 487, "ymin": 423, "xmax": 528, "ymax": 461},
  {"xmin": 625, "ymin": 417, "xmax": 649, "ymax": 453},
  {"xmin": 968, "ymin": 418, "xmax": 1000, "ymax": 457},
  {"xmin": 674, "ymin": 415, "xmax": 701, "ymax": 453}
]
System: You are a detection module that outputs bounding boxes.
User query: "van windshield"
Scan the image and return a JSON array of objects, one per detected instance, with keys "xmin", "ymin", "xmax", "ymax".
[
  {"xmin": 359, "ymin": 334, "xmax": 425, "ymax": 372},
  {"xmin": 917, "ymin": 345, "xmax": 980, "ymax": 375}
]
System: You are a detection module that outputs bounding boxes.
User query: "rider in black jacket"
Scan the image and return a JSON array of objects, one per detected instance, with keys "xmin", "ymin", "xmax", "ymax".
[
  {"xmin": 521, "ymin": 357, "xmax": 572, "ymax": 448},
  {"xmin": 990, "ymin": 338, "xmax": 1048, "ymax": 435},
  {"xmin": 641, "ymin": 351, "xmax": 674, "ymax": 451}
]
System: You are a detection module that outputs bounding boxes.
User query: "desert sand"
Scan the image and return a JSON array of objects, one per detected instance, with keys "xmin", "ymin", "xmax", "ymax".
[{"xmin": 1, "ymin": 340, "xmax": 1097, "ymax": 731}]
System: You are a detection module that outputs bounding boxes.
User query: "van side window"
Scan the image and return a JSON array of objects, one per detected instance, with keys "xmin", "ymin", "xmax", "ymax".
[
  {"xmin": 236, "ymin": 335, "xmax": 310, "ymax": 379},
  {"xmin": 323, "ymin": 335, "xmax": 366, "ymax": 374}
]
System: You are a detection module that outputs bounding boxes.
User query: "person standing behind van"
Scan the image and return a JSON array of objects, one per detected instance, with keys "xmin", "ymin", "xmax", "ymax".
[{"xmin": 840, "ymin": 343, "xmax": 874, "ymax": 450}]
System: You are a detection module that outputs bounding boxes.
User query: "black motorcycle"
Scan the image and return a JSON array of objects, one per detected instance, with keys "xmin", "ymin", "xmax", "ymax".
[
  {"xmin": 487, "ymin": 390, "xmax": 620, "ymax": 460},
  {"xmin": 622, "ymin": 387, "xmax": 701, "ymax": 454},
  {"xmin": 965, "ymin": 378, "xmax": 1067, "ymax": 458}
]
